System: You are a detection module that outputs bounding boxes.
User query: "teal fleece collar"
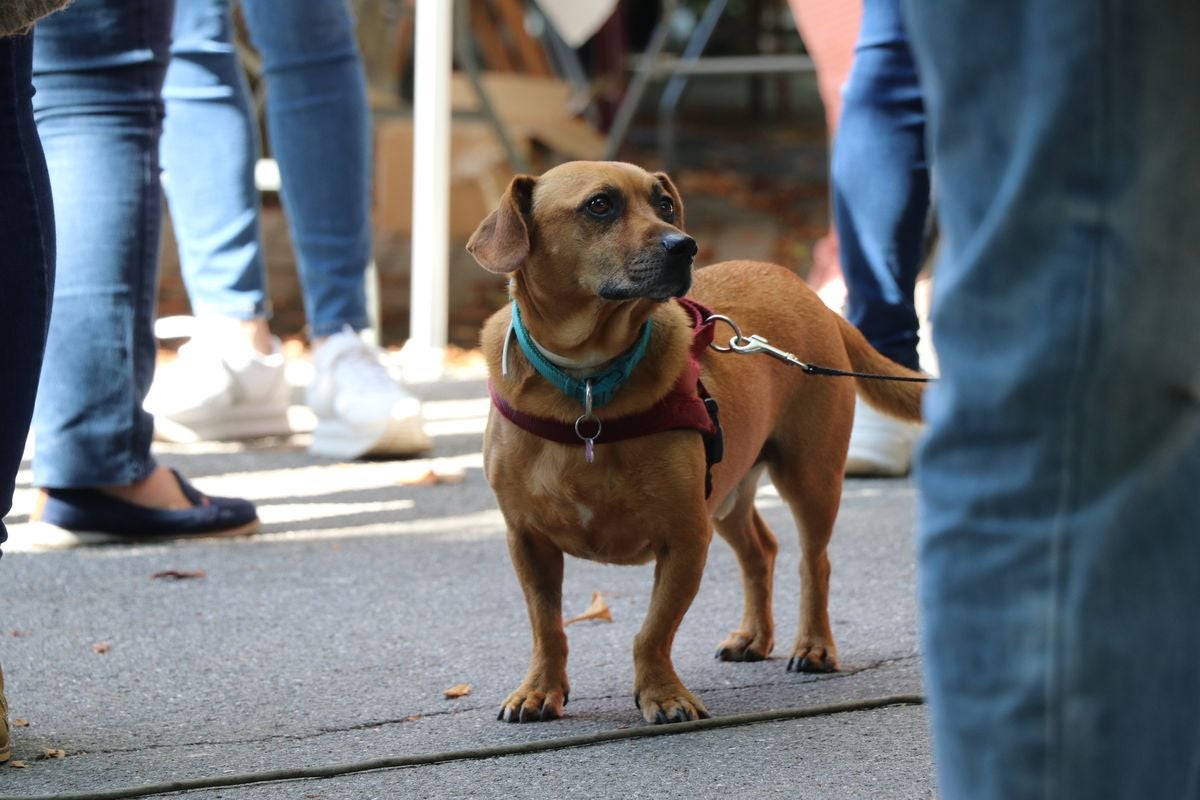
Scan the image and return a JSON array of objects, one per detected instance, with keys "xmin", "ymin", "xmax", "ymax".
[{"xmin": 509, "ymin": 302, "xmax": 653, "ymax": 409}]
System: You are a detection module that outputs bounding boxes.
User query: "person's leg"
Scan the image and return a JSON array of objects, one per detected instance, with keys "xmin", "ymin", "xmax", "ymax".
[
  {"xmin": 238, "ymin": 0, "xmax": 371, "ymax": 338},
  {"xmin": 235, "ymin": 0, "xmax": 429, "ymax": 459},
  {"xmin": 906, "ymin": 2, "xmax": 1200, "ymax": 798},
  {"xmin": 831, "ymin": 0, "xmax": 927, "ymax": 373},
  {"xmin": 160, "ymin": 0, "xmax": 270, "ymax": 329},
  {"xmin": 149, "ymin": 0, "xmax": 290, "ymax": 443},
  {"xmin": 29, "ymin": 0, "xmax": 259, "ymax": 539},
  {"xmin": 829, "ymin": 0, "xmax": 927, "ymax": 476},
  {"xmin": 0, "ymin": 31, "xmax": 55, "ymax": 551},
  {"xmin": 31, "ymin": 0, "xmax": 172, "ymax": 490},
  {"xmin": 1, "ymin": 28, "xmax": 57, "ymax": 764}
]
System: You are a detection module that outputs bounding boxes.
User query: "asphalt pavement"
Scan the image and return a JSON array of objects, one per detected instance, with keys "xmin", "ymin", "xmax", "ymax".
[{"xmin": 0, "ymin": 369, "xmax": 932, "ymax": 799}]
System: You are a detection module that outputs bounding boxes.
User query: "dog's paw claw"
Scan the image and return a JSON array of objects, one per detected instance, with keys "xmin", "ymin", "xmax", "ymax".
[
  {"xmin": 715, "ymin": 631, "xmax": 773, "ymax": 663},
  {"xmin": 786, "ymin": 644, "xmax": 839, "ymax": 673},
  {"xmin": 498, "ymin": 684, "xmax": 568, "ymax": 723},
  {"xmin": 636, "ymin": 684, "xmax": 709, "ymax": 724}
]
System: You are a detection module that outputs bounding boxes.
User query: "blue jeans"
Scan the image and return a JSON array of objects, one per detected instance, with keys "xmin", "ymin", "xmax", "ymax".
[
  {"xmin": 0, "ymin": 31, "xmax": 55, "ymax": 551},
  {"xmin": 831, "ymin": 0, "xmax": 927, "ymax": 371},
  {"xmin": 30, "ymin": 0, "xmax": 173, "ymax": 488},
  {"xmin": 161, "ymin": 0, "xmax": 371, "ymax": 337},
  {"xmin": 905, "ymin": 1, "xmax": 1200, "ymax": 798}
]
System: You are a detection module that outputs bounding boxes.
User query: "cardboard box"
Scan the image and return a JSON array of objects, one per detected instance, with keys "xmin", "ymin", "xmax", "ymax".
[
  {"xmin": 374, "ymin": 115, "xmax": 518, "ymax": 238},
  {"xmin": 374, "ymin": 72, "xmax": 606, "ymax": 238},
  {"xmin": 450, "ymin": 71, "xmax": 605, "ymax": 161}
]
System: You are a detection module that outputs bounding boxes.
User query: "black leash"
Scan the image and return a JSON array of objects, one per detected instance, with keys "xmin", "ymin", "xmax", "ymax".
[{"xmin": 705, "ymin": 314, "xmax": 936, "ymax": 384}]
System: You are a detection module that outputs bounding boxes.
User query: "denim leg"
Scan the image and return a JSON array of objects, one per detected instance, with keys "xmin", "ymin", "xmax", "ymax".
[
  {"xmin": 905, "ymin": 1, "xmax": 1200, "ymax": 798},
  {"xmin": 0, "ymin": 32, "xmax": 55, "ymax": 552},
  {"xmin": 160, "ymin": 0, "xmax": 269, "ymax": 321},
  {"xmin": 239, "ymin": 0, "xmax": 370, "ymax": 338},
  {"xmin": 31, "ymin": 0, "xmax": 174, "ymax": 488},
  {"xmin": 831, "ymin": 0, "xmax": 927, "ymax": 371}
]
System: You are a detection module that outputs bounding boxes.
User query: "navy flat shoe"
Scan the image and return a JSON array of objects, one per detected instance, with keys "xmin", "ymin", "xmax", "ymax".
[{"xmin": 32, "ymin": 469, "xmax": 259, "ymax": 546}]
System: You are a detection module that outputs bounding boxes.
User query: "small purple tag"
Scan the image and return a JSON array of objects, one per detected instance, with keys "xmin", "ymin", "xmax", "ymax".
[{"xmin": 584, "ymin": 439, "xmax": 595, "ymax": 463}]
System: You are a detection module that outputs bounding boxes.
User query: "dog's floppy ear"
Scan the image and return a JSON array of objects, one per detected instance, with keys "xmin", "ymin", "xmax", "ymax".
[
  {"xmin": 467, "ymin": 175, "xmax": 536, "ymax": 274},
  {"xmin": 653, "ymin": 171, "xmax": 685, "ymax": 230}
]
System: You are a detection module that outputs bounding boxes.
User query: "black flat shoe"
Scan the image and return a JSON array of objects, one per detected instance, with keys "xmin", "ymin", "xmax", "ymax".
[{"xmin": 31, "ymin": 469, "xmax": 259, "ymax": 546}]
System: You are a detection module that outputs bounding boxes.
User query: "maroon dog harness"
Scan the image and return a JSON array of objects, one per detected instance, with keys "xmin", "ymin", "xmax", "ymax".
[{"xmin": 489, "ymin": 297, "xmax": 725, "ymax": 497}]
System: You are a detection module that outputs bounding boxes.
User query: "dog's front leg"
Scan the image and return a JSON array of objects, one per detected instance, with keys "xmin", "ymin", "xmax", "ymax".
[
  {"xmin": 633, "ymin": 530, "xmax": 712, "ymax": 724},
  {"xmin": 499, "ymin": 528, "xmax": 570, "ymax": 723}
]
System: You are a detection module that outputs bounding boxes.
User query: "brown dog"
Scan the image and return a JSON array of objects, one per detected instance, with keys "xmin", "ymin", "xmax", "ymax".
[{"xmin": 468, "ymin": 161, "xmax": 924, "ymax": 725}]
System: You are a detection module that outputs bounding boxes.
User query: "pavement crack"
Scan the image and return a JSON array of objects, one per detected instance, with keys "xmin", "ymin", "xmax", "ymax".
[{"xmin": 43, "ymin": 654, "xmax": 921, "ymax": 760}]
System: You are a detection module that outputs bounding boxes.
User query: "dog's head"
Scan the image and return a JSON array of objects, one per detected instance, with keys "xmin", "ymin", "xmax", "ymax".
[{"xmin": 467, "ymin": 161, "xmax": 697, "ymax": 305}]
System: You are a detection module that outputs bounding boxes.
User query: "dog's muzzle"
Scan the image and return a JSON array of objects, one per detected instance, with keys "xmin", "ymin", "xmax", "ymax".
[{"xmin": 598, "ymin": 234, "xmax": 698, "ymax": 301}]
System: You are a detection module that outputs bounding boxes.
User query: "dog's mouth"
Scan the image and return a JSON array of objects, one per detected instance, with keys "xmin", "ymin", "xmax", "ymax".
[{"xmin": 597, "ymin": 255, "xmax": 694, "ymax": 302}]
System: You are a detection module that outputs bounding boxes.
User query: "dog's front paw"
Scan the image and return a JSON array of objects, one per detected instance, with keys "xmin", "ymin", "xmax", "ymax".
[
  {"xmin": 715, "ymin": 629, "xmax": 774, "ymax": 662},
  {"xmin": 497, "ymin": 683, "xmax": 569, "ymax": 723},
  {"xmin": 785, "ymin": 640, "xmax": 839, "ymax": 673},
  {"xmin": 634, "ymin": 682, "xmax": 710, "ymax": 724}
]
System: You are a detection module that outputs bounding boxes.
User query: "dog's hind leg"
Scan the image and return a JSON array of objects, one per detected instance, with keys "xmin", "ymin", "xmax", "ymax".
[
  {"xmin": 767, "ymin": 454, "xmax": 843, "ymax": 674},
  {"xmin": 712, "ymin": 465, "xmax": 778, "ymax": 662}
]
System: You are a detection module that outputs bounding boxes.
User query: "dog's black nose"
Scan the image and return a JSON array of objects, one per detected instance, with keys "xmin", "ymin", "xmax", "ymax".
[{"xmin": 662, "ymin": 233, "xmax": 698, "ymax": 258}]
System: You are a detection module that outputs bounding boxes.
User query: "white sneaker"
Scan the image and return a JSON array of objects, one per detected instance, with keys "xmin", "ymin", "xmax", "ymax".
[
  {"xmin": 845, "ymin": 399, "xmax": 923, "ymax": 477},
  {"xmin": 146, "ymin": 333, "xmax": 291, "ymax": 443},
  {"xmin": 307, "ymin": 327, "xmax": 432, "ymax": 459}
]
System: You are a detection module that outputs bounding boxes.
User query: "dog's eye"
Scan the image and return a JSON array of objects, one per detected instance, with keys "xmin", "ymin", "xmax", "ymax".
[
  {"xmin": 657, "ymin": 196, "xmax": 675, "ymax": 217},
  {"xmin": 586, "ymin": 194, "xmax": 613, "ymax": 217}
]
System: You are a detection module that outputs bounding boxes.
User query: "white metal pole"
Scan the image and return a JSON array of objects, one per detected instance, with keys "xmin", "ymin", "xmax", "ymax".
[{"xmin": 407, "ymin": 0, "xmax": 453, "ymax": 380}]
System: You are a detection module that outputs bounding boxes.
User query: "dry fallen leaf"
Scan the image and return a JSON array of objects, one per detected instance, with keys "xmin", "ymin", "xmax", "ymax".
[
  {"xmin": 38, "ymin": 748, "xmax": 67, "ymax": 760},
  {"xmin": 9, "ymin": 629, "xmax": 30, "ymax": 637},
  {"xmin": 12, "ymin": 718, "xmax": 29, "ymax": 728},
  {"xmin": 9, "ymin": 760, "xmax": 27, "ymax": 769},
  {"xmin": 442, "ymin": 683, "xmax": 472, "ymax": 699},
  {"xmin": 564, "ymin": 592, "xmax": 613, "ymax": 626},
  {"xmin": 151, "ymin": 569, "xmax": 207, "ymax": 580},
  {"xmin": 92, "ymin": 641, "xmax": 111, "ymax": 654},
  {"xmin": 403, "ymin": 714, "xmax": 422, "ymax": 723}
]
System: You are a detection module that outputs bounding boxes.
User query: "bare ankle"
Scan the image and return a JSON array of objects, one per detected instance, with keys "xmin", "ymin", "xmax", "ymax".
[{"xmin": 98, "ymin": 467, "xmax": 195, "ymax": 510}]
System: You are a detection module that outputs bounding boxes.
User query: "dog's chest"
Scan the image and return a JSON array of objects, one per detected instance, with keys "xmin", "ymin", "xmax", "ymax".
[{"xmin": 496, "ymin": 442, "xmax": 686, "ymax": 564}]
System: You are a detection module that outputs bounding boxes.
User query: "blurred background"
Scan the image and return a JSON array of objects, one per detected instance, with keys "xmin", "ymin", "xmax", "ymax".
[{"xmin": 156, "ymin": 0, "xmax": 834, "ymax": 350}]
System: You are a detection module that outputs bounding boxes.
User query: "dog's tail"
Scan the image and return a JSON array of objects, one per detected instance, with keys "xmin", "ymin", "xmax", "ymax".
[{"xmin": 835, "ymin": 315, "xmax": 926, "ymax": 423}]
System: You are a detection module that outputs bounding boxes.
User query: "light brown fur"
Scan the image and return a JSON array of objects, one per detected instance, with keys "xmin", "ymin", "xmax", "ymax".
[{"xmin": 468, "ymin": 161, "xmax": 924, "ymax": 725}]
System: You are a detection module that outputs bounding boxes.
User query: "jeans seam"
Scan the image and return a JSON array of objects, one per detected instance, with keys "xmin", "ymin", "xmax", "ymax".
[
  {"xmin": 127, "ymin": 0, "xmax": 157, "ymax": 485},
  {"xmin": 1044, "ymin": 6, "xmax": 1113, "ymax": 798}
]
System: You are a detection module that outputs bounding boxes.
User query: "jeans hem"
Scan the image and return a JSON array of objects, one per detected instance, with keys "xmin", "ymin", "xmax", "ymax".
[{"xmin": 310, "ymin": 317, "xmax": 368, "ymax": 339}]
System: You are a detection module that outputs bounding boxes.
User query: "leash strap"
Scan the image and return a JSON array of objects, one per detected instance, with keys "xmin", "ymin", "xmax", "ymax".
[
  {"xmin": 797, "ymin": 363, "xmax": 933, "ymax": 382},
  {"xmin": 707, "ymin": 318, "xmax": 935, "ymax": 383}
]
